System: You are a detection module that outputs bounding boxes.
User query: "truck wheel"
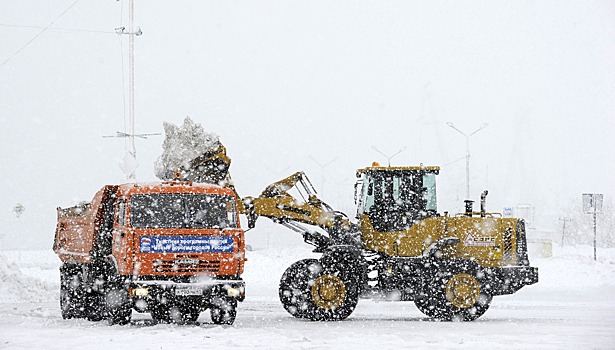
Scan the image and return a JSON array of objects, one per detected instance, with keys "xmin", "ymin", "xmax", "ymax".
[
  {"xmin": 278, "ymin": 259, "xmax": 321, "ymax": 319},
  {"xmin": 85, "ymin": 293, "xmax": 106, "ymax": 321},
  {"xmin": 60, "ymin": 266, "xmax": 85, "ymax": 319},
  {"xmin": 210, "ymin": 297, "xmax": 237, "ymax": 325},
  {"xmin": 178, "ymin": 305, "xmax": 200, "ymax": 324},
  {"xmin": 165, "ymin": 305, "xmax": 200, "ymax": 324},
  {"xmin": 415, "ymin": 261, "xmax": 492, "ymax": 321},
  {"xmin": 150, "ymin": 305, "xmax": 171, "ymax": 323},
  {"xmin": 60, "ymin": 284, "xmax": 76, "ymax": 319},
  {"xmin": 308, "ymin": 260, "xmax": 359, "ymax": 321},
  {"xmin": 105, "ymin": 288, "xmax": 132, "ymax": 325}
]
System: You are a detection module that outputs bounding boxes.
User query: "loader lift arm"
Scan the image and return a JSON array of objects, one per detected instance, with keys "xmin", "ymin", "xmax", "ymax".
[{"xmin": 241, "ymin": 172, "xmax": 360, "ymax": 251}]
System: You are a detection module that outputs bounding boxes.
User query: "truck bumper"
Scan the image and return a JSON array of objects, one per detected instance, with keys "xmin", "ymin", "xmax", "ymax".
[
  {"xmin": 127, "ymin": 278, "xmax": 246, "ymax": 304},
  {"xmin": 484, "ymin": 266, "xmax": 539, "ymax": 296}
]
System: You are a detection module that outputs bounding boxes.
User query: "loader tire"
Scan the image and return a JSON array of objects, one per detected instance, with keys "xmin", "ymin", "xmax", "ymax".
[
  {"xmin": 308, "ymin": 258, "xmax": 359, "ymax": 321},
  {"xmin": 414, "ymin": 259, "xmax": 492, "ymax": 322},
  {"xmin": 278, "ymin": 259, "xmax": 321, "ymax": 319}
]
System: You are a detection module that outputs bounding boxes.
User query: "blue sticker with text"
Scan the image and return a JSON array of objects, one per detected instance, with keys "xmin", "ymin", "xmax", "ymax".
[{"xmin": 140, "ymin": 236, "xmax": 234, "ymax": 253}]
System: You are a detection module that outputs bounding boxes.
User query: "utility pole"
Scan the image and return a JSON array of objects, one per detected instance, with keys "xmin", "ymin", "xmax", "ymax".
[
  {"xmin": 583, "ymin": 193, "xmax": 603, "ymax": 261},
  {"xmin": 446, "ymin": 122, "xmax": 489, "ymax": 199},
  {"xmin": 559, "ymin": 217, "xmax": 570, "ymax": 246},
  {"xmin": 593, "ymin": 204, "xmax": 597, "ymax": 261}
]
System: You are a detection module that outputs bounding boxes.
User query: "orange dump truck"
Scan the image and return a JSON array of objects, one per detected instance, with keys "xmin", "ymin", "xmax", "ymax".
[{"xmin": 53, "ymin": 181, "xmax": 246, "ymax": 325}]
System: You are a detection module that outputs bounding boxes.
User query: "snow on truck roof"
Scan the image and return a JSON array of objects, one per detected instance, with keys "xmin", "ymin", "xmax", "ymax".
[{"xmin": 116, "ymin": 182, "xmax": 235, "ymax": 196}]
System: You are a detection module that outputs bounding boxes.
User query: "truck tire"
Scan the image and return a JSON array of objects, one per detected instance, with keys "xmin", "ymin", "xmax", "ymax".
[
  {"xmin": 60, "ymin": 265, "xmax": 85, "ymax": 319},
  {"xmin": 414, "ymin": 259, "xmax": 492, "ymax": 321},
  {"xmin": 105, "ymin": 288, "xmax": 132, "ymax": 325},
  {"xmin": 210, "ymin": 297, "xmax": 237, "ymax": 325},
  {"xmin": 150, "ymin": 304, "xmax": 171, "ymax": 323},
  {"xmin": 279, "ymin": 259, "xmax": 321, "ymax": 319},
  {"xmin": 84, "ymin": 292, "xmax": 106, "ymax": 321},
  {"xmin": 164, "ymin": 305, "xmax": 200, "ymax": 324},
  {"xmin": 178, "ymin": 305, "xmax": 200, "ymax": 324}
]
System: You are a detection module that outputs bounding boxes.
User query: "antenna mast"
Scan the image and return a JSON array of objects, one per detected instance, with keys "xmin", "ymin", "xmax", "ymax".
[
  {"xmin": 128, "ymin": 0, "xmax": 136, "ymax": 165},
  {"xmin": 106, "ymin": 0, "xmax": 158, "ymax": 180}
]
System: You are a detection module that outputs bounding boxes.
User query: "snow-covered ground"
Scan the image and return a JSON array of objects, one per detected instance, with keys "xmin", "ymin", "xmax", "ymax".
[{"xmin": 1, "ymin": 245, "xmax": 614, "ymax": 349}]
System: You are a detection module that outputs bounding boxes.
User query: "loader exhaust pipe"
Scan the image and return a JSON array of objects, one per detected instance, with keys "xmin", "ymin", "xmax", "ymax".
[
  {"xmin": 480, "ymin": 190, "xmax": 489, "ymax": 217},
  {"xmin": 464, "ymin": 200, "xmax": 474, "ymax": 217}
]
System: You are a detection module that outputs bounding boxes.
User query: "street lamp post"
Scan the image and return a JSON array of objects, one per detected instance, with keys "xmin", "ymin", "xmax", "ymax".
[
  {"xmin": 309, "ymin": 156, "xmax": 338, "ymax": 196},
  {"xmin": 446, "ymin": 122, "xmax": 489, "ymax": 199},
  {"xmin": 371, "ymin": 146, "xmax": 407, "ymax": 166}
]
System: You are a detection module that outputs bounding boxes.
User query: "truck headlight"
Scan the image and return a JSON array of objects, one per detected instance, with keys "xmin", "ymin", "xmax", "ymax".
[
  {"xmin": 226, "ymin": 287, "xmax": 240, "ymax": 297},
  {"xmin": 131, "ymin": 287, "xmax": 149, "ymax": 297}
]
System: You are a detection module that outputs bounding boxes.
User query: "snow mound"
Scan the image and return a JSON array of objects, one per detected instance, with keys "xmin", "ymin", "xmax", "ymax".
[
  {"xmin": 154, "ymin": 116, "xmax": 220, "ymax": 180},
  {"xmin": 0, "ymin": 253, "xmax": 57, "ymax": 303},
  {"xmin": 535, "ymin": 245, "xmax": 615, "ymax": 289}
]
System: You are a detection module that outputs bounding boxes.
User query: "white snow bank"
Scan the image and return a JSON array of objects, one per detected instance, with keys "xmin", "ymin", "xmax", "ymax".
[
  {"xmin": 154, "ymin": 116, "xmax": 220, "ymax": 180},
  {"xmin": 0, "ymin": 245, "xmax": 614, "ymax": 305},
  {"xmin": 534, "ymin": 245, "xmax": 615, "ymax": 290},
  {"xmin": 0, "ymin": 251, "xmax": 58, "ymax": 303}
]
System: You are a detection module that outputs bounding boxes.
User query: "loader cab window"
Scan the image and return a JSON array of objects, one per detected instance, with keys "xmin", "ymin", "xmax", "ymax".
[
  {"xmin": 356, "ymin": 175, "xmax": 374, "ymax": 216},
  {"xmin": 423, "ymin": 173, "xmax": 437, "ymax": 212},
  {"xmin": 359, "ymin": 171, "xmax": 438, "ymax": 232}
]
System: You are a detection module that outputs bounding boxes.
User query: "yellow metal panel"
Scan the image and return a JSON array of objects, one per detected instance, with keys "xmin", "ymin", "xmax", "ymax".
[{"xmin": 360, "ymin": 214, "xmax": 520, "ymax": 268}]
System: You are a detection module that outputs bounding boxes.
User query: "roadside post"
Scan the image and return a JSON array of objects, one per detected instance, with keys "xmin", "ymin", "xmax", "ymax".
[
  {"xmin": 559, "ymin": 217, "xmax": 570, "ymax": 246},
  {"xmin": 582, "ymin": 193, "xmax": 603, "ymax": 261}
]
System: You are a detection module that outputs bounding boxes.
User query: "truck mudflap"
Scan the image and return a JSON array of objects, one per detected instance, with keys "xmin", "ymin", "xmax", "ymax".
[{"xmin": 483, "ymin": 266, "xmax": 539, "ymax": 296}]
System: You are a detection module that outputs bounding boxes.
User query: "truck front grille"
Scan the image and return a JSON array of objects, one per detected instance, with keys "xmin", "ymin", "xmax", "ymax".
[{"xmin": 153, "ymin": 257, "xmax": 221, "ymax": 273}]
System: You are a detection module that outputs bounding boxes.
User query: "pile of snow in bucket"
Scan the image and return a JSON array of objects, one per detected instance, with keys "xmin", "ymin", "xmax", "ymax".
[{"xmin": 154, "ymin": 116, "xmax": 220, "ymax": 181}]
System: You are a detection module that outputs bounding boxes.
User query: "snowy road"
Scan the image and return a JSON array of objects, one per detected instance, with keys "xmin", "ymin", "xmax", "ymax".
[{"xmin": 1, "ymin": 247, "xmax": 614, "ymax": 349}]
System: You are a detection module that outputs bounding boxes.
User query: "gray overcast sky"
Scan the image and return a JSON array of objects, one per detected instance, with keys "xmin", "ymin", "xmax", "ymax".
[{"xmin": 1, "ymin": 1, "xmax": 614, "ymax": 248}]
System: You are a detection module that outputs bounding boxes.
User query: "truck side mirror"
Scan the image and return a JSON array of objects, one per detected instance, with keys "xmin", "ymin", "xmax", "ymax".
[{"xmin": 247, "ymin": 210, "xmax": 257, "ymax": 229}]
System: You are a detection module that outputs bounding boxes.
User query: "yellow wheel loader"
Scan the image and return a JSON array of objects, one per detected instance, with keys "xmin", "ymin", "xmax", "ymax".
[{"xmin": 243, "ymin": 166, "xmax": 538, "ymax": 321}]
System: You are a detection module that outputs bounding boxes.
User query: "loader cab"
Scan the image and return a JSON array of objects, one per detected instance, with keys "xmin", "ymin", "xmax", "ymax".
[{"xmin": 355, "ymin": 165, "xmax": 439, "ymax": 232}]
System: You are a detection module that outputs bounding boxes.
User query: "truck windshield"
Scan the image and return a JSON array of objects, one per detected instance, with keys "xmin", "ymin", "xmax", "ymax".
[{"xmin": 130, "ymin": 194, "xmax": 237, "ymax": 229}]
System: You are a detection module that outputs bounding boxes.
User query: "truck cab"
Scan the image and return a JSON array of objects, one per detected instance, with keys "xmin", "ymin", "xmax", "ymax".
[{"xmin": 54, "ymin": 181, "xmax": 246, "ymax": 325}]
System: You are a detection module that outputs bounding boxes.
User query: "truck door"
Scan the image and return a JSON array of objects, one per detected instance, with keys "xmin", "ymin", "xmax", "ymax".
[
  {"xmin": 95, "ymin": 186, "xmax": 118, "ymax": 257},
  {"xmin": 112, "ymin": 199, "xmax": 133, "ymax": 275}
]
